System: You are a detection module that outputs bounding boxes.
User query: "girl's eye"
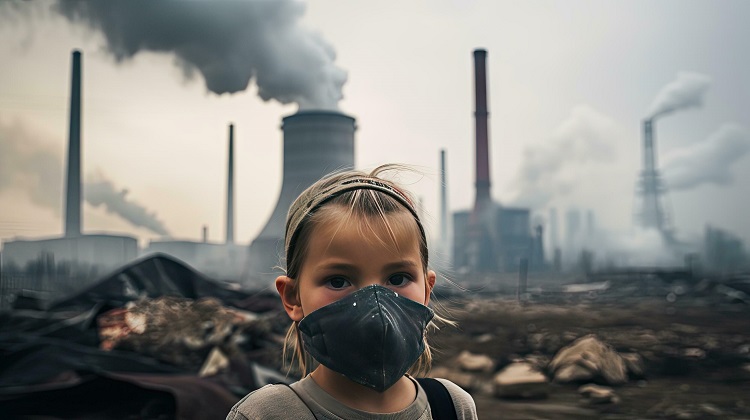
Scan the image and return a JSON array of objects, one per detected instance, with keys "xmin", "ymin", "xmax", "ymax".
[
  {"xmin": 387, "ymin": 273, "xmax": 412, "ymax": 287},
  {"xmin": 327, "ymin": 277, "xmax": 351, "ymax": 290}
]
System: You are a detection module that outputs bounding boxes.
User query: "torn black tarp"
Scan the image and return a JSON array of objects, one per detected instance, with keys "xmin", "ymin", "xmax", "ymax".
[{"xmin": 46, "ymin": 253, "xmax": 255, "ymax": 311}]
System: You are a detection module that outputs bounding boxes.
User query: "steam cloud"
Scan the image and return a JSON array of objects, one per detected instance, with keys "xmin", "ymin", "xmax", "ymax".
[
  {"xmin": 0, "ymin": 118, "xmax": 170, "ymax": 235},
  {"xmin": 662, "ymin": 124, "xmax": 750, "ymax": 191},
  {"xmin": 512, "ymin": 105, "xmax": 621, "ymax": 208},
  {"xmin": 51, "ymin": 0, "xmax": 346, "ymax": 110},
  {"xmin": 648, "ymin": 72, "xmax": 712, "ymax": 119}
]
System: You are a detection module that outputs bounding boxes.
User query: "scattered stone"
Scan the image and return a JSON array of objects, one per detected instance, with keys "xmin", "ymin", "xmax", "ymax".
[
  {"xmin": 456, "ymin": 350, "xmax": 495, "ymax": 373},
  {"xmin": 429, "ymin": 366, "xmax": 476, "ymax": 392},
  {"xmin": 474, "ymin": 333, "xmax": 494, "ymax": 343},
  {"xmin": 549, "ymin": 335, "xmax": 628, "ymax": 385},
  {"xmin": 493, "ymin": 361, "xmax": 549, "ymax": 399},
  {"xmin": 578, "ymin": 383, "xmax": 620, "ymax": 404},
  {"xmin": 620, "ymin": 352, "xmax": 646, "ymax": 378},
  {"xmin": 699, "ymin": 403, "xmax": 723, "ymax": 416},
  {"xmin": 683, "ymin": 347, "xmax": 707, "ymax": 359}
]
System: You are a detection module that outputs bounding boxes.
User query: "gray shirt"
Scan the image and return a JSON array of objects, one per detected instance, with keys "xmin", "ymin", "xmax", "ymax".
[{"xmin": 226, "ymin": 375, "xmax": 478, "ymax": 420}]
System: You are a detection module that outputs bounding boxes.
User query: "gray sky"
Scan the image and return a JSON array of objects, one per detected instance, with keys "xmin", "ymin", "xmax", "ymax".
[{"xmin": 1, "ymin": 0, "xmax": 749, "ymax": 257}]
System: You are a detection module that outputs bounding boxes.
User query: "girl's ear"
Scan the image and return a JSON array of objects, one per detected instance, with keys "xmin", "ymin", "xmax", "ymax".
[
  {"xmin": 276, "ymin": 275, "xmax": 304, "ymax": 321},
  {"xmin": 424, "ymin": 270, "xmax": 436, "ymax": 306}
]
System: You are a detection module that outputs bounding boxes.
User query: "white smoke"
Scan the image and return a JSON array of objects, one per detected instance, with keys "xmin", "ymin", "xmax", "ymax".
[
  {"xmin": 648, "ymin": 72, "xmax": 712, "ymax": 119},
  {"xmin": 0, "ymin": 118, "xmax": 170, "ymax": 235},
  {"xmin": 662, "ymin": 124, "xmax": 750, "ymax": 191},
  {"xmin": 511, "ymin": 105, "xmax": 622, "ymax": 208},
  {"xmin": 50, "ymin": 0, "xmax": 346, "ymax": 110}
]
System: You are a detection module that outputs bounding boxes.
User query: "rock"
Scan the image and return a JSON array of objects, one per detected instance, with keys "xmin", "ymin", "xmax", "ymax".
[
  {"xmin": 493, "ymin": 362, "xmax": 549, "ymax": 399},
  {"xmin": 549, "ymin": 334, "xmax": 628, "ymax": 385},
  {"xmin": 456, "ymin": 350, "xmax": 495, "ymax": 373},
  {"xmin": 682, "ymin": 347, "xmax": 706, "ymax": 359},
  {"xmin": 199, "ymin": 346, "xmax": 229, "ymax": 377},
  {"xmin": 578, "ymin": 383, "xmax": 620, "ymax": 404},
  {"xmin": 620, "ymin": 352, "xmax": 646, "ymax": 378},
  {"xmin": 429, "ymin": 366, "xmax": 476, "ymax": 392}
]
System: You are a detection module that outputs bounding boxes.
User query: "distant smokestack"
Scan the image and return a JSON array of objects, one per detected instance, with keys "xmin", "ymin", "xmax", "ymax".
[
  {"xmin": 639, "ymin": 119, "xmax": 667, "ymax": 231},
  {"xmin": 549, "ymin": 207, "xmax": 559, "ymax": 249},
  {"xmin": 226, "ymin": 124, "xmax": 235, "ymax": 244},
  {"xmin": 643, "ymin": 119, "xmax": 656, "ymax": 173},
  {"xmin": 202, "ymin": 225, "xmax": 208, "ymax": 243},
  {"xmin": 65, "ymin": 50, "xmax": 82, "ymax": 238},
  {"xmin": 473, "ymin": 49, "xmax": 491, "ymax": 210},
  {"xmin": 439, "ymin": 149, "xmax": 448, "ymax": 250}
]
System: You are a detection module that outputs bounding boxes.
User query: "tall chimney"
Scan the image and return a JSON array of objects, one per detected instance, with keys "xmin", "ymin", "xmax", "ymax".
[
  {"xmin": 64, "ymin": 50, "xmax": 82, "ymax": 238},
  {"xmin": 226, "ymin": 123, "xmax": 235, "ymax": 244},
  {"xmin": 639, "ymin": 118, "xmax": 666, "ymax": 231},
  {"xmin": 473, "ymin": 49, "xmax": 491, "ymax": 210},
  {"xmin": 439, "ymin": 149, "xmax": 448, "ymax": 251}
]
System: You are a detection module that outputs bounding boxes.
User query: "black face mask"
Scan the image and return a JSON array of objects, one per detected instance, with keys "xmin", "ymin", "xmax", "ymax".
[{"xmin": 298, "ymin": 284, "xmax": 435, "ymax": 392}]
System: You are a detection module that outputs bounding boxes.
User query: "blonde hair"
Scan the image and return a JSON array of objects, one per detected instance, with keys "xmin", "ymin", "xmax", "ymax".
[{"xmin": 282, "ymin": 164, "xmax": 447, "ymax": 377}]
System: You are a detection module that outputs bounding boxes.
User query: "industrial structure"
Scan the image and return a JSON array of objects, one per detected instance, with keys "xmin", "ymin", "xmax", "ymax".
[
  {"xmin": 1, "ymin": 51, "xmax": 137, "ymax": 307},
  {"xmin": 637, "ymin": 119, "xmax": 672, "ymax": 237},
  {"xmin": 144, "ymin": 123, "xmax": 246, "ymax": 280},
  {"xmin": 452, "ymin": 49, "xmax": 540, "ymax": 273},
  {"xmin": 243, "ymin": 111, "xmax": 356, "ymax": 288}
]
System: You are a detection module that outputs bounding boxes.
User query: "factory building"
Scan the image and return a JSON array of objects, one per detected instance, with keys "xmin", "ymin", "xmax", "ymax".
[
  {"xmin": 1, "ymin": 51, "xmax": 137, "ymax": 307},
  {"xmin": 451, "ymin": 49, "xmax": 540, "ymax": 273}
]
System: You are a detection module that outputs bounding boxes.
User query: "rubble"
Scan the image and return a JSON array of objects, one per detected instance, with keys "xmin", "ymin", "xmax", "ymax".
[
  {"xmin": 456, "ymin": 350, "xmax": 495, "ymax": 372},
  {"xmin": 492, "ymin": 361, "xmax": 549, "ymax": 399},
  {"xmin": 577, "ymin": 383, "xmax": 620, "ymax": 404},
  {"xmin": 548, "ymin": 335, "xmax": 629, "ymax": 385}
]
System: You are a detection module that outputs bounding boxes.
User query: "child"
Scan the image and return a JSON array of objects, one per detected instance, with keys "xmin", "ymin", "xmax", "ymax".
[{"xmin": 227, "ymin": 165, "xmax": 478, "ymax": 419}]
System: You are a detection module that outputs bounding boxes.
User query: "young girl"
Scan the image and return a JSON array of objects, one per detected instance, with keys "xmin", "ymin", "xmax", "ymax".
[{"xmin": 227, "ymin": 165, "xmax": 478, "ymax": 419}]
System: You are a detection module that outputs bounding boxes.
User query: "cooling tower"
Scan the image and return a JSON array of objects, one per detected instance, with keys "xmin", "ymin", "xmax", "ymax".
[{"xmin": 244, "ymin": 111, "xmax": 356, "ymax": 288}]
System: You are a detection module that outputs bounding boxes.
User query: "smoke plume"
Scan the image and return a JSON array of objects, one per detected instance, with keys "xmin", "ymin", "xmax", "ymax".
[
  {"xmin": 51, "ymin": 0, "xmax": 346, "ymax": 110},
  {"xmin": 511, "ymin": 105, "xmax": 621, "ymax": 208},
  {"xmin": 662, "ymin": 124, "xmax": 750, "ymax": 191},
  {"xmin": 0, "ymin": 118, "xmax": 170, "ymax": 235},
  {"xmin": 0, "ymin": 119, "xmax": 62, "ymax": 212},
  {"xmin": 86, "ymin": 173, "xmax": 170, "ymax": 236},
  {"xmin": 648, "ymin": 72, "xmax": 712, "ymax": 119}
]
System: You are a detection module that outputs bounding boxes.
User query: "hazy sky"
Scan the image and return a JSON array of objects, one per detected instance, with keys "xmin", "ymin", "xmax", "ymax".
[{"xmin": 1, "ymin": 0, "xmax": 749, "ymax": 257}]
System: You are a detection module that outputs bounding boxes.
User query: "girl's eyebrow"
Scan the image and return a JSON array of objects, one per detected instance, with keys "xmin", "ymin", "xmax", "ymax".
[{"xmin": 383, "ymin": 260, "xmax": 418, "ymax": 271}]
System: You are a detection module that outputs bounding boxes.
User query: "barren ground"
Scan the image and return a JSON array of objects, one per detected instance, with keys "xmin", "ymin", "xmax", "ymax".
[{"xmin": 429, "ymin": 293, "xmax": 750, "ymax": 419}]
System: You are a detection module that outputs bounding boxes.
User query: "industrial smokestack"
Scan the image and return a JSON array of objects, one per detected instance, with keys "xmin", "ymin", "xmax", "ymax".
[
  {"xmin": 439, "ymin": 149, "xmax": 448, "ymax": 252},
  {"xmin": 639, "ymin": 119, "xmax": 667, "ymax": 231},
  {"xmin": 64, "ymin": 50, "xmax": 82, "ymax": 238},
  {"xmin": 473, "ymin": 49, "xmax": 491, "ymax": 210},
  {"xmin": 245, "ymin": 111, "xmax": 356, "ymax": 286},
  {"xmin": 226, "ymin": 124, "xmax": 235, "ymax": 244}
]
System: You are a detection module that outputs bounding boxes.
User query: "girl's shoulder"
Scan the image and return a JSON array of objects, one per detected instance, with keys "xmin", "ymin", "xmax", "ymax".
[
  {"xmin": 226, "ymin": 383, "xmax": 312, "ymax": 420},
  {"xmin": 432, "ymin": 378, "xmax": 479, "ymax": 420}
]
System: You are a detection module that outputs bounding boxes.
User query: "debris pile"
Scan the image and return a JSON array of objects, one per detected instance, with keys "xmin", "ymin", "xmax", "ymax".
[{"xmin": 0, "ymin": 254, "xmax": 287, "ymax": 419}]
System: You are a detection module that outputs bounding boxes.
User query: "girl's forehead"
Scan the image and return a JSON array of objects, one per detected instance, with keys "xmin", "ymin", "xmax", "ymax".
[{"xmin": 312, "ymin": 207, "xmax": 421, "ymax": 248}]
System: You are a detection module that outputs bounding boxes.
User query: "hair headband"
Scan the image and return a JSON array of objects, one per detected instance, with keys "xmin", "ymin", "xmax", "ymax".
[{"xmin": 285, "ymin": 177, "xmax": 427, "ymax": 268}]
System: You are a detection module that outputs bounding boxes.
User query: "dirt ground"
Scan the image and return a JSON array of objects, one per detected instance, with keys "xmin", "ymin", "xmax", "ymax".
[{"xmin": 428, "ymin": 293, "xmax": 750, "ymax": 419}]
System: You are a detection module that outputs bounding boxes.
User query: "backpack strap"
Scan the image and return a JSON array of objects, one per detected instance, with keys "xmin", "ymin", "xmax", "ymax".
[
  {"xmin": 275, "ymin": 383, "xmax": 319, "ymax": 420},
  {"xmin": 415, "ymin": 377, "xmax": 458, "ymax": 420}
]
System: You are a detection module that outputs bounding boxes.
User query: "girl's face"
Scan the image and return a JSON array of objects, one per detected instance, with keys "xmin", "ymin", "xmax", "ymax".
[{"xmin": 278, "ymin": 210, "xmax": 435, "ymax": 321}]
